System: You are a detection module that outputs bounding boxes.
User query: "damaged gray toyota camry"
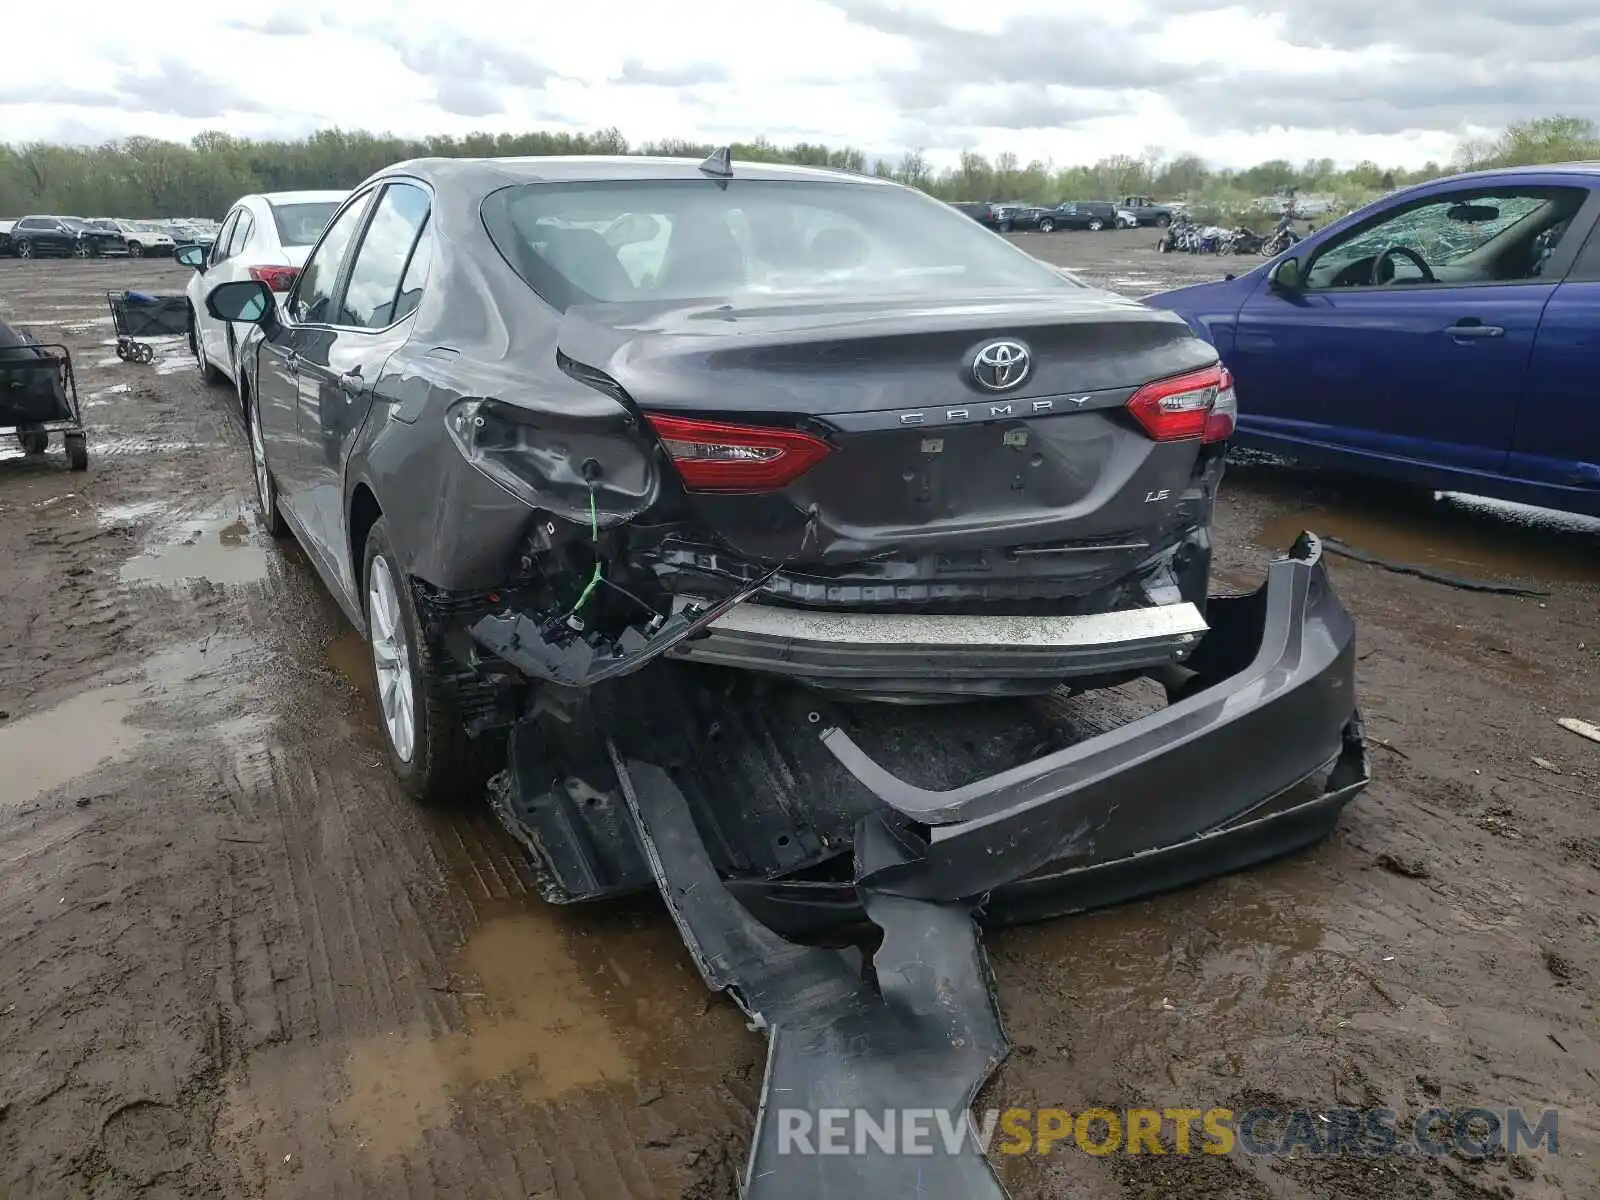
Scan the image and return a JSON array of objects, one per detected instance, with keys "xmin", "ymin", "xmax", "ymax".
[{"xmin": 207, "ymin": 151, "xmax": 1370, "ymax": 1198}]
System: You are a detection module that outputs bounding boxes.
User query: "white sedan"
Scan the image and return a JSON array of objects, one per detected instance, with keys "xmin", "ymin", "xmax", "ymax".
[{"xmin": 179, "ymin": 190, "xmax": 348, "ymax": 391}]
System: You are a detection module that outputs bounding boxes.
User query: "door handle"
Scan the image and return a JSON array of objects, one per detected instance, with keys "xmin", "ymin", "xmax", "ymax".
[
  {"xmin": 1445, "ymin": 322, "xmax": 1504, "ymax": 340},
  {"xmin": 338, "ymin": 368, "xmax": 367, "ymax": 399},
  {"xmin": 283, "ymin": 349, "xmax": 300, "ymax": 374}
]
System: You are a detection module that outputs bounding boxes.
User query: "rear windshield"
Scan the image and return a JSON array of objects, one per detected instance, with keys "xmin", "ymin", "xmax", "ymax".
[
  {"xmin": 482, "ymin": 178, "xmax": 1077, "ymax": 311},
  {"xmin": 269, "ymin": 201, "xmax": 342, "ymax": 247}
]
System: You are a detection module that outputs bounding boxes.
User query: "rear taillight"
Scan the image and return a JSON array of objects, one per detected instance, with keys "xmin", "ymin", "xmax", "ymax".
[
  {"xmin": 249, "ymin": 265, "xmax": 299, "ymax": 292},
  {"xmin": 644, "ymin": 414, "xmax": 833, "ymax": 493},
  {"xmin": 1125, "ymin": 364, "xmax": 1225, "ymax": 442},
  {"xmin": 1204, "ymin": 364, "xmax": 1237, "ymax": 443}
]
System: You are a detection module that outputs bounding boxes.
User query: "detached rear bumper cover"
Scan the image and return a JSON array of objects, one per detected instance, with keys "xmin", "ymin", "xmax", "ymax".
[
  {"xmin": 815, "ymin": 530, "xmax": 1366, "ymax": 904},
  {"xmin": 712, "ymin": 531, "xmax": 1368, "ymax": 935}
]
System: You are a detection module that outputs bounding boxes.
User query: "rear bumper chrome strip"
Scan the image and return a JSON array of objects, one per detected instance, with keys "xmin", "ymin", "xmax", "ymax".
[{"xmin": 671, "ymin": 599, "xmax": 1209, "ymax": 683}]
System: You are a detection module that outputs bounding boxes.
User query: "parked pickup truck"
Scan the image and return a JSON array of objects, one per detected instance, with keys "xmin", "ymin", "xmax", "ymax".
[{"xmin": 1118, "ymin": 196, "xmax": 1177, "ymax": 227}]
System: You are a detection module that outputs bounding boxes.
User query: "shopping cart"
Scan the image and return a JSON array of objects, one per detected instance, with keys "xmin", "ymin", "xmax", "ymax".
[
  {"xmin": 106, "ymin": 289, "xmax": 189, "ymax": 363},
  {"xmin": 1, "ymin": 337, "xmax": 87, "ymax": 471}
]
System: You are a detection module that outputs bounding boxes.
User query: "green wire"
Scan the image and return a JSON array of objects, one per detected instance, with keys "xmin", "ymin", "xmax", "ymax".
[{"xmin": 569, "ymin": 488, "xmax": 603, "ymax": 616}]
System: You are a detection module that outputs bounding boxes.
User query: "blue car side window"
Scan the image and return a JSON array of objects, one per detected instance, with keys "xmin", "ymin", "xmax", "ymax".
[{"xmin": 1305, "ymin": 188, "xmax": 1586, "ymax": 289}]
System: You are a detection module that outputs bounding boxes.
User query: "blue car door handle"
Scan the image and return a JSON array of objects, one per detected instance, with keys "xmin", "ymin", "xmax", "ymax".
[{"xmin": 1445, "ymin": 322, "xmax": 1504, "ymax": 340}]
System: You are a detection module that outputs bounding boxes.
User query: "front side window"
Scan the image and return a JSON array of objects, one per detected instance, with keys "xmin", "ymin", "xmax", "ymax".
[
  {"xmin": 335, "ymin": 184, "xmax": 431, "ymax": 329},
  {"xmin": 1306, "ymin": 187, "xmax": 1588, "ymax": 289},
  {"xmin": 482, "ymin": 178, "xmax": 1077, "ymax": 312},
  {"xmin": 288, "ymin": 193, "xmax": 373, "ymax": 325}
]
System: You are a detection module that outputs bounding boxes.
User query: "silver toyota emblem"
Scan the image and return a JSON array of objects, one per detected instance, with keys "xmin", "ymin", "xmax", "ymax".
[{"xmin": 971, "ymin": 340, "xmax": 1031, "ymax": 391}]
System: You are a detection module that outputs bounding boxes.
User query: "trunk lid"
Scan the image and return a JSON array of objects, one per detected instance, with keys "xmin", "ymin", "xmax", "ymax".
[{"xmin": 557, "ymin": 291, "xmax": 1221, "ymax": 565}]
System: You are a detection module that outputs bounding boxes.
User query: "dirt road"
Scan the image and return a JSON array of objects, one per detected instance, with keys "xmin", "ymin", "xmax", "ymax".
[{"xmin": 2, "ymin": 234, "xmax": 1597, "ymax": 1200}]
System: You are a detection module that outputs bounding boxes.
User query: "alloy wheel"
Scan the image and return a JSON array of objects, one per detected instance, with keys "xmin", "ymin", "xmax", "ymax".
[
  {"xmin": 248, "ymin": 399, "xmax": 273, "ymax": 521},
  {"xmin": 368, "ymin": 557, "xmax": 417, "ymax": 764}
]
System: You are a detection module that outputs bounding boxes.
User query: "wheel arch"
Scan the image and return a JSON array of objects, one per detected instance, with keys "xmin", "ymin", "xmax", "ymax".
[{"xmin": 349, "ymin": 482, "xmax": 383, "ymax": 599}]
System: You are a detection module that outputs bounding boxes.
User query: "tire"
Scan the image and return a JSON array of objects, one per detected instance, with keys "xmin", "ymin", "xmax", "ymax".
[
  {"xmin": 1087, "ymin": 218, "xmax": 1105, "ymax": 232},
  {"xmin": 73, "ymin": 241, "xmax": 91, "ymax": 259},
  {"xmin": 15, "ymin": 239, "xmax": 33, "ymax": 259},
  {"xmin": 998, "ymin": 220, "xmax": 1013, "ymax": 233},
  {"xmin": 190, "ymin": 305, "xmax": 224, "ymax": 385},
  {"xmin": 1155, "ymin": 214, "xmax": 1172, "ymax": 228},
  {"xmin": 65, "ymin": 433, "xmax": 87, "ymax": 471},
  {"xmin": 1038, "ymin": 218, "xmax": 1055, "ymax": 233},
  {"xmin": 245, "ymin": 388, "xmax": 287, "ymax": 537},
  {"xmin": 361, "ymin": 517, "xmax": 491, "ymax": 805},
  {"xmin": 18, "ymin": 430, "xmax": 48, "ymax": 455},
  {"xmin": 128, "ymin": 241, "xmax": 145, "ymax": 258}
]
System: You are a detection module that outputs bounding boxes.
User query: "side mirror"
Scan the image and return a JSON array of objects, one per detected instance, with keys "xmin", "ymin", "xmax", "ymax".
[
  {"xmin": 206, "ymin": 280, "xmax": 273, "ymax": 324},
  {"xmin": 1269, "ymin": 257, "xmax": 1303, "ymax": 291},
  {"xmin": 175, "ymin": 245, "xmax": 206, "ymax": 269}
]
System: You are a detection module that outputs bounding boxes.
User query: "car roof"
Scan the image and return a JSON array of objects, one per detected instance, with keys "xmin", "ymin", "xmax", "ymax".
[
  {"xmin": 1390, "ymin": 161, "xmax": 1600, "ymax": 196},
  {"xmin": 363, "ymin": 154, "xmax": 896, "ymax": 191},
  {"xmin": 247, "ymin": 190, "xmax": 351, "ymax": 206}
]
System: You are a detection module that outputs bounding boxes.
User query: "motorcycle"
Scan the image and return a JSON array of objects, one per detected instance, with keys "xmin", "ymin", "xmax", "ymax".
[{"xmin": 1259, "ymin": 213, "xmax": 1303, "ymax": 257}]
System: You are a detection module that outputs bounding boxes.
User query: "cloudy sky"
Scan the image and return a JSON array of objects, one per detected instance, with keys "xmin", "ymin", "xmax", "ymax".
[{"xmin": 1, "ymin": 0, "xmax": 1591, "ymax": 169}]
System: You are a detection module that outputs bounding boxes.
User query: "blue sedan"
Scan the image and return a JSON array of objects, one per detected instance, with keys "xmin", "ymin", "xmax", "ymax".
[{"xmin": 1145, "ymin": 163, "xmax": 1600, "ymax": 518}]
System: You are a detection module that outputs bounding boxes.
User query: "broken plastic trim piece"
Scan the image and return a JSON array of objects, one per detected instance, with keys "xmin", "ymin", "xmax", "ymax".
[
  {"xmin": 608, "ymin": 740, "xmax": 1010, "ymax": 1199},
  {"xmin": 468, "ymin": 567, "xmax": 780, "ymax": 688}
]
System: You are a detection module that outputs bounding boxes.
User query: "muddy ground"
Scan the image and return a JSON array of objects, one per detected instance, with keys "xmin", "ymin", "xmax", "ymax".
[{"xmin": 1, "ymin": 229, "xmax": 1597, "ymax": 1200}]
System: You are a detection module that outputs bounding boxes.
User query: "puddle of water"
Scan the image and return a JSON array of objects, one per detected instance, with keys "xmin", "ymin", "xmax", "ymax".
[
  {"xmin": 0, "ymin": 686, "xmax": 146, "ymax": 809},
  {"xmin": 0, "ymin": 636, "xmax": 266, "ymax": 809},
  {"xmin": 1247, "ymin": 475, "xmax": 1600, "ymax": 584},
  {"xmin": 340, "ymin": 908, "xmax": 638, "ymax": 1159},
  {"xmin": 87, "ymin": 383, "xmax": 132, "ymax": 401},
  {"xmin": 324, "ymin": 631, "xmax": 374, "ymax": 691},
  {"xmin": 121, "ymin": 517, "xmax": 269, "ymax": 587},
  {"xmin": 338, "ymin": 889, "xmax": 753, "ymax": 1162}
]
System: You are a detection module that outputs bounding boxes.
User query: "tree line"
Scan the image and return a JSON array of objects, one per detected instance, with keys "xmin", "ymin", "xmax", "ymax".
[{"xmin": 2, "ymin": 115, "xmax": 1595, "ymax": 224}]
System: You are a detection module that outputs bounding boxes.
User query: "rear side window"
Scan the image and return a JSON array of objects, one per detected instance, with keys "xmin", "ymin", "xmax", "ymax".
[
  {"xmin": 335, "ymin": 184, "xmax": 431, "ymax": 328},
  {"xmin": 270, "ymin": 201, "xmax": 342, "ymax": 248},
  {"xmin": 226, "ymin": 212, "xmax": 254, "ymax": 258},
  {"xmin": 392, "ymin": 218, "xmax": 432, "ymax": 323},
  {"xmin": 211, "ymin": 211, "xmax": 240, "ymax": 264},
  {"xmin": 482, "ymin": 178, "xmax": 1076, "ymax": 312}
]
